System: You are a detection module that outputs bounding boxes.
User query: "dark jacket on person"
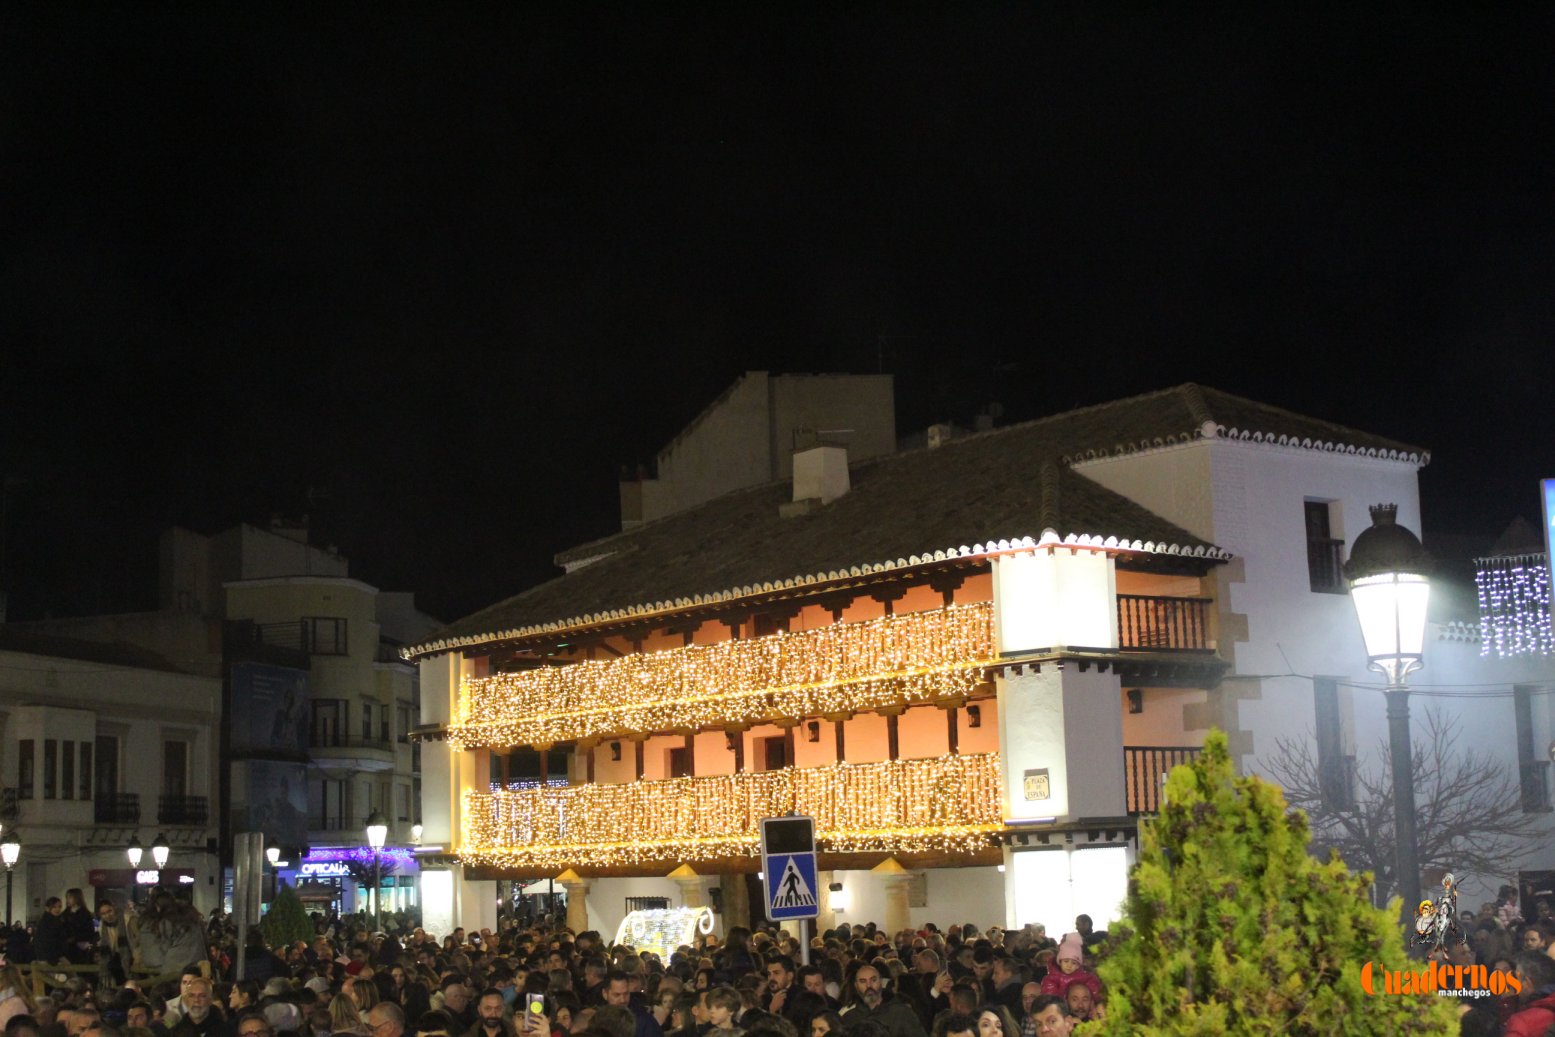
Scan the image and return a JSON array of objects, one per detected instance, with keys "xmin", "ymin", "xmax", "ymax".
[
  {"xmin": 63, "ymin": 906, "xmax": 97, "ymax": 965},
  {"xmin": 169, "ymin": 1008, "xmax": 226, "ymax": 1037},
  {"xmin": 841, "ymin": 997, "xmax": 927, "ymax": 1037},
  {"xmin": 33, "ymin": 911, "xmax": 69, "ymax": 964}
]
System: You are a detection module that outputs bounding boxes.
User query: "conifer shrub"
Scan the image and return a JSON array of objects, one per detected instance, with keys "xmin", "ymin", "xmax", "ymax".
[
  {"xmin": 1086, "ymin": 730, "xmax": 1456, "ymax": 1035},
  {"xmin": 261, "ymin": 880, "xmax": 315, "ymax": 948}
]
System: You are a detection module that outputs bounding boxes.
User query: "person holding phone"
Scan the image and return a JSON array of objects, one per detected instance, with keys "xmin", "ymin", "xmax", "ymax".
[
  {"xmin": 521, "ymin": 993, "xmax": 551, "ymax": 1037},
  {"xmin": 471, "ymin": 990, "xmax": 517, "ymax": 1037}
]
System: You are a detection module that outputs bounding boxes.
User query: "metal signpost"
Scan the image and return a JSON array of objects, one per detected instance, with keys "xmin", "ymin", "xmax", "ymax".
[{"xmin": 760, "ymin": 815, "xmax": 818, "ymax": 965}]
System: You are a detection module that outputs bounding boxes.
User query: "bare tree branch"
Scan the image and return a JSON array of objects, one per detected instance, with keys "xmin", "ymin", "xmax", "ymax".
[{"xmin": 1262, "ymin": 706, "xmax": 1543, "ymax": 903}]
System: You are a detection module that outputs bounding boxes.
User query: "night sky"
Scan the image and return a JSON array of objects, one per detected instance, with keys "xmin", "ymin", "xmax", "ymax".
[{"xmin": 4, "ymin": 6, "xmax": 1552, "ymax": 624}]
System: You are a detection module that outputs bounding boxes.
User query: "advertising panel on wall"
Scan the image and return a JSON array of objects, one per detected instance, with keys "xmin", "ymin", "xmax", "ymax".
[
  {"xmin": 229, "ymin": 661, "xmax": 310, "ymax": 754},
  {"xmin": 236, "ymin": 759, "xmax": 310, "ymax": 852}
]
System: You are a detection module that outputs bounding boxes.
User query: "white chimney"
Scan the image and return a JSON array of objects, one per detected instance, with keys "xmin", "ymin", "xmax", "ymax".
[{"xmin": 792, "ymin": 444, "xmax": 850, "ymax": 504}]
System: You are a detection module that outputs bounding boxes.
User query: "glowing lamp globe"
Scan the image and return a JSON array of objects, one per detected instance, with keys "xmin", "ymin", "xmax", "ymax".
[
  {"xmin": 1343, "ymin": 503, "xmax": 1431, "ymax": 687},
  {"xmin": 365, "ymin": 810, "xmax": 389, "ymax": 850}
]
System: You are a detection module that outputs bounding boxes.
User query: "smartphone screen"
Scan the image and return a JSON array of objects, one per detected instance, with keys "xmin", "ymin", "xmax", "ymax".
[{"xmin": 527, "ymin": 994, "xmax": 546, "ymax": 1028}]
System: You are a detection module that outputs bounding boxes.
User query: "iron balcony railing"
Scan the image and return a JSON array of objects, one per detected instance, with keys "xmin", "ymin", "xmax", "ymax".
[
  {"xmin": 95, "ymin": 793, "xmax": 141, "ymax": 824},
  {"xmin": 1117, "ymin": 595, "xmax": 1213, "ymax": 651},
  {"xmin": 231, "ymin": 617, "xmax": 349, "ymax": 655},
  {"xmin": 158, "ymin": 795, "xmax": 209, "ymax": 826},
  {"xmin": 1124, "ymin": 745, "xmax": 1203, "ymax": 815}
]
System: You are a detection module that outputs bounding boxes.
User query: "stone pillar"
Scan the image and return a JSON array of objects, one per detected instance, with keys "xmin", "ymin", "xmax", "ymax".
[
  {"xmin": 556, "ymin": 868, "xmax": 590, "ymax": 935},
  {"xmin": 669, "ymin": 863, "xmax": 704, "ymax": 908},
  {"xmin": 814, "ymin": 869, "xmax": 837, "ymax": 932},
  {"xmin": 720, "ymin": 871, "xmax": 751, "ymax": 930},
  {"xmin": 873, "ymin": 858, "xmax": 911, "ymax": 935}
]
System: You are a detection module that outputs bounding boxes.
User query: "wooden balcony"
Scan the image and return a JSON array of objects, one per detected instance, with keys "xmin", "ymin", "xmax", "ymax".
[
  {"xmin": 1117, "ymin": 595, "xmax": 1212, "ymax": 651},
  {"xmin": 1124, "ymin": 745, "xmax": 1203, "ymax": 814},
  {"xmin": 462, "ymin": 752, "xmax": 1004, "ymax": 875}
]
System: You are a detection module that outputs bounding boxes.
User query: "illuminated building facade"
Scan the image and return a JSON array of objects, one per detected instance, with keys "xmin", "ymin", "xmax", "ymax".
[{"xmin": 408, "ymin": 379, "xmax": 1464, "ymax": 938}]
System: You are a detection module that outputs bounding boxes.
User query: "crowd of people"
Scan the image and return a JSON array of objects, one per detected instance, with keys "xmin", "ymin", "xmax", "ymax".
[
  {"xmin": 1453, "ymin": 886, "xmax": 1555, "ymax": 1036},
  {"xmin": 0, "ymin": 890, "xmax": 1110, "ymax": 1037},
  {"xmin": 1, "ymin": 882, "xmax": 1554, "ymax": 1037}
]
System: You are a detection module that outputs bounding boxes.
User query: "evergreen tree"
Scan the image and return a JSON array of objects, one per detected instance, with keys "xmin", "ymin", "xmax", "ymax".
[
  {"xmin": 262, "ymin": 881, "xmax": 314, "ymax": 949},
  {"xmin": 1088, "ymin": 730, "xmax": 1456, "ymax": 1036}
]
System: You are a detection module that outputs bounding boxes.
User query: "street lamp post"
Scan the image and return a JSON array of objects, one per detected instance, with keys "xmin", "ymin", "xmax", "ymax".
[
  {"xmin": 127, "ymin": 837, "xmax": 144, "ymax": 906},
  {"xmin": 1344, "ymin": 503, "xmax": 1431, "ymax": 924},
  {"xmin": 1, "ymin": 831, "xmax": 20, "ymax": 926},
  {"xmin": 266, "ymin": 844, "xmax": 281, "ymax": 903},
  {"xmin": 151, "ymin": 833, "xmax": 170, "ymax": 888},
  {"xmin": 365, "ymin": 811, "xmax": 388, "ymax": 931}
]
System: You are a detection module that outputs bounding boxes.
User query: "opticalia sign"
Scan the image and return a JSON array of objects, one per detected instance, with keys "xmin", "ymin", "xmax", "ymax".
[{"xmin": 299, "ymin": 861, "xmax": 351, "ymax": 878}]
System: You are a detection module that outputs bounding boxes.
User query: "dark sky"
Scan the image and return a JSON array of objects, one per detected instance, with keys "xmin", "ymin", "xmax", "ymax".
[{"xmin": 3, "ymin": 6, "xmax": 1552, "ymax": 623}]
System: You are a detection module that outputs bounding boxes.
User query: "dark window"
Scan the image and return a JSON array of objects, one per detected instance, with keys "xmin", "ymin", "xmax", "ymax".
[
  {"xmin": 311, "ymin": 700, "xmax": 345, "ymax": 747},
  {"xmin": 1516, "ymin": 685, "xmax": 1551, "ymax": 812},
  {"xmin": 163, "ymin": 740, "xmax": 189, "ymax": 797},
  {"xmin": 95, "ymin": 737, "xmax": 119, "ymax": 800},
  {"xmin": 1314, "ymin": 677, "xmax": 1355, "ymax": 810},
  {"xmin": 304, "ymin": 617, "xmax": 348, "ymax": 655},
  {"xmin": 397, "ymin": 705, "xmax": 412, "ymax": 743},
  {"xmin": 1305, "ymin": 501, "xmax": 1346, "ymax": 593},
  {"xmin": 762, "ymin": 736, "xmax": 788, "ymax": 771},
  {"xmin": 17, "ymin": 740, "xmax": 34, "ymax": 799},
  {"xmin": 61, "ymin": 741, "xmax": 75, "ymax": 800},
  {"xmin": 320, "ymin": 779, "xmax": 347, "ymax": 829},
  {"xmin": 668, "ymin": 747, "xmax": 693, "ymax": 778},
  {"xmin": 43, "ymin": 740, "xmax": 57, "ymax": 799},
  {"xmin": 380, "ymin": 706, "xmax": 391, "ymax": 744},
  {"xmin": 80, "ymin": 741, "xmax": 93, "ymax": 800},
  {"xmin": 361, "ymin": 702, "xmax": 375, "ymax": 741}
]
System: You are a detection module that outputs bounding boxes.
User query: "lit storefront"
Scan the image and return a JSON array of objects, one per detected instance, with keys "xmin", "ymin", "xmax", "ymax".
[{"xmin": 274, "ymin": 847, "xmax": 421, "ymax": 919}]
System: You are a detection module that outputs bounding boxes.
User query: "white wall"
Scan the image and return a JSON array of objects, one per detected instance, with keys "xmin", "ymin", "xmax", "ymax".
[
  {"xmin": 1079, "ymin": 435, "xmax": 1555, "ymax": 903},
  {"xmin": 0, "ymin": 648, "xmax": 221, "ymax": 918},
  {"xmin": 829, "ymin": 866, "xmax": 1006, "ymax": 931},
  {"xmin": 586, "ymin": 876, "xmax": 683, "ymax": 941}
]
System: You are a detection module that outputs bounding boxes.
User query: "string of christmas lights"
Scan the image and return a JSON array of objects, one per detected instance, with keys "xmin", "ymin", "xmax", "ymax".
[
  {"xmin": 450, "ymin": 603, "xmax": 996, "ymax": 749},
  {"xmin": 459, "ymin": 752, "xmax": 1004, "ymax": 870},
  {"xmin": 1475, "ymin": 555, "xmax": 1554, "ymax": 659}
]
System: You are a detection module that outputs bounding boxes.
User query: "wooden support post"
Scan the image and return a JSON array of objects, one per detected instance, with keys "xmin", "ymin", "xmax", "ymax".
[
  {"xmin": 947, "ymin": 706, "xmax": 960, "ymax": 754},
  {"xmin": 634, "ymin": 738, "xmax": 645, "ymax": 781},
  {"xmin": 834, "ymin": 720, "xmax": 846, "ymax": 762},
  {"xmin": 886, "ymin": 713, "xmax": 900, "ymax": 760},
  {"xmin": 729, "ymin": 730, "xmax": 745, "ymax": 772}
]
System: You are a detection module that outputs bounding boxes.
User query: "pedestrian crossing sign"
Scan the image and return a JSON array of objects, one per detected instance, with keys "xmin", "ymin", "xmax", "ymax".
[{"xmin": 760, "ymin": 815, "xmax": 819, "ymax": 921}]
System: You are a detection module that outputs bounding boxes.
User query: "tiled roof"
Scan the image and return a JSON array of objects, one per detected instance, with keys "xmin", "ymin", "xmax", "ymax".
[
  {"xmin": 407, "ymin": 383, "xmax": 1424, "ymax": 660},
  {"xmin": 1047, "ymin": 382, "xmax": 1427, "ymax": 466},
  {"xmin": 0, "ymin": 630, "xmax": 189, "ymax": 673}
]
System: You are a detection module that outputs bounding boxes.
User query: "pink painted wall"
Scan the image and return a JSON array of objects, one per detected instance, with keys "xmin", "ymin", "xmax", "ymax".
[{"xmin": 898, "ymin": 705, "xmax": 951, "ymax": 759}]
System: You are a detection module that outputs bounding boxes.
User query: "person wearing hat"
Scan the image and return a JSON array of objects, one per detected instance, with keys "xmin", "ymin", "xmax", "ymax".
[{"xmin": 1036, "ymin": 937, "xmax": 1098, "ymax": 1003}]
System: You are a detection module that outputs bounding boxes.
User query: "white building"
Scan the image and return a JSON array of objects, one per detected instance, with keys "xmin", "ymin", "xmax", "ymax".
[
  {"xmin": 6, "ymin": 521, "xmax": 441, "ymax": 917},
  {"xmin": 405, "ymin": 380, "xmax": 1552, "ymax": 937},
  {"xmin": 0, "ymin": 633, "xmax": 222, "ymax": 918}
]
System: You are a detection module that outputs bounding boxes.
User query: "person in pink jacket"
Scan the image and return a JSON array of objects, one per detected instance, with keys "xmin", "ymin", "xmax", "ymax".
[{"xmin": 1037, "ymin": 934, "xmax": 1101, "ymax": 1001}]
